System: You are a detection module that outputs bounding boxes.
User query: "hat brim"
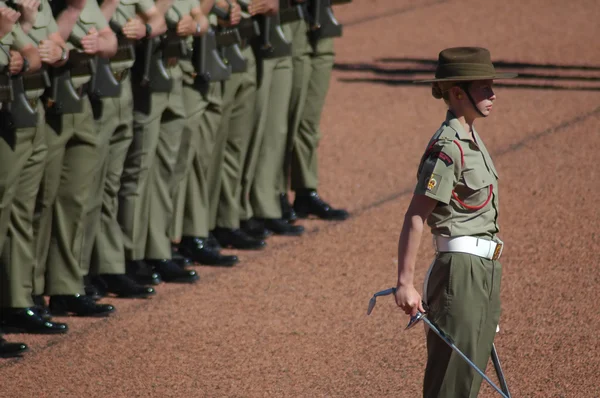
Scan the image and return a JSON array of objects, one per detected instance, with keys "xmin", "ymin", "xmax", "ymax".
[{"xmin": 414, "ymin": 72, "xmax": 518, "ymax": 83}]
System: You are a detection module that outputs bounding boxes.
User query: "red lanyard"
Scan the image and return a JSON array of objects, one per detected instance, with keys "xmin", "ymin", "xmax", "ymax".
[{"xmin": 425, "ymin": 139, "xmax": 493, "ymax": 211}]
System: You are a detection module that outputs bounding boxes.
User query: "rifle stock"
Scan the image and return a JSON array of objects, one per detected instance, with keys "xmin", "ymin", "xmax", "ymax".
[
  {"xmin": 192, "ymin": 27, "xmax": 231, "ymax": 83},
  {"xmin": 255, "ymin": 14, "xmax": 291, "ymax": 59},
  {"xmin": 5, "ymin": 75, "xmax": 38, "ymax": 128},
  {"xmin": 134, "ymin": 37, "xmax": 173, "ymax": 92},
  {"xmin": 308, "ymin": 0, "xmax": 342, "ymax": 40}
]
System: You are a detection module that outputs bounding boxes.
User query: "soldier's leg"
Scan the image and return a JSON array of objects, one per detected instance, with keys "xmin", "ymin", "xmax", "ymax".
[
  {"xmin": 0, "ymin": 105, "xmax": 67, "ymax": 334},
  {"xmin": 45, "ymin": 97, "xmax": 115, "ymax": 316},
  {"xmin": 291, "ymin": 37, "xmax": 348, "ymax": 221},
  {"xmin": 212, "ymin": 47, "xmax": 268, "ymax": 250},
  {"xmin": 281, "ymin": 19, "xmax": 312, "ymax": 222},
  {"xmin": 216, "ymin": 47, "xmax": 256, "ymax": 231},
  {"xmin": 92, "ymin": 76, "xmax": 134, "ymax": 276},
  {"xmin": 33, "ymin": 108, "xmax": 74, "ymax": 298},
  {"xmin": 423, "ymin": 253, "xmax": 502, "ymax": 398},
  {"xmin": 0, "ymin": 106, "xmax": 45, "ymax": 310},
  {"xmin": 89, "ymin": 77, "xmax": 155, "ymax": 298},
  {"xmin": 240, "ymin": 57, "xmax": 275, "ymax": 223},
  {"xmin": 144, "ymin": 77, "xmax": 197, "ymax": 283},
  {"xmin": 81, "ymin": 95, "xmax": 120, "ymax": 277},
  {"xmin": 250, "ymin": 57, "xmax": 301, "ymax": 225},
  {"xmin": 119, "ymin": 88, "xmax": 168, "ymax": 263},
  {"xmin": 177, "ymin": 82, "xmax": 238, "ymax": 266}
]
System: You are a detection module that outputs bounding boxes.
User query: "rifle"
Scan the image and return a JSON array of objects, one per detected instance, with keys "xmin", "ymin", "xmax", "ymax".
[
  {"xmin": 254, "ymin": 13, "xmax": 291, "ymax": 59},
  {"xmin": 212, "ymin": 4, "xmax": 247, "ymax": 73},
  {"xmin": 164, "ymin": 8, "xmax": 189, "ymax": 59},
  {"xmin": 279, "ymin": 0, "xmax": 304, "ymax": 24},
  {"xmin": 306, "ymin": 0, "xmax": 342, "ymax": 41},
  {"xmin": 75, "ymin": 20, "xmax": 121, "ymax": 98},
  {"xmin": 41, "ymin": 0, "xmax": 83, "ymax": 114},
  {"xmin": 0, "ymin": 45, "xmax": 39, "ymax": 129},
  {"xmin": 190, "ymin": 6, "xmax": 231, "ymax": 83},
  {"xmin": 132, "ymin": 16, "xmax": 175, "ymax": 92}
]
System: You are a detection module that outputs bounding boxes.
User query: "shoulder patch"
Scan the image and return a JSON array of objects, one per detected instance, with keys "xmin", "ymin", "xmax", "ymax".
[
  {"xmin": 426, "ymin": 173, "xmax": 441, "ymax": 194},
  {"xmin": 428, "ymin": 151, "xmax": 454, "ymax": 167}
]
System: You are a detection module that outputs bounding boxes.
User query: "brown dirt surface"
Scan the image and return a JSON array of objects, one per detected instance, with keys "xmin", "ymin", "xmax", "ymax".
[{"xmin": 2, "ymin": 0, "xmax": 600, "ymax": 397}]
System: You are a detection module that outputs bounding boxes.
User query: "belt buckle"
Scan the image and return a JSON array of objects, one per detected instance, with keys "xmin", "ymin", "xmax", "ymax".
[
  {"xmin": 492, "ymin": 243, "xmax": 503, "ymax": 260},
  {"xmin": 166, "ymin": 57, "xmax": 178, "ymax": 67}
]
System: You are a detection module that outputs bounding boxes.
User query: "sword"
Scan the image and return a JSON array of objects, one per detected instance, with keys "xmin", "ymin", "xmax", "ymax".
[{"xmin": 367, "ymin": 287, "xmax": 510, "ymax": 398}]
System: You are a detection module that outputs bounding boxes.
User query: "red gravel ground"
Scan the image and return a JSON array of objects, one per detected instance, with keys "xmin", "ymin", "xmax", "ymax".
[{"xmin": 2, "ymin": 1, "xmax": 600, "ymax": 397}]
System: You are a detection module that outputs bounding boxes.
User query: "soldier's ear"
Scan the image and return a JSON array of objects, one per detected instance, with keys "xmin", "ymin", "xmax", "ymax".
[{"xmin": 450, "ymin": 86, "xmax": 463, "ymax": 100}]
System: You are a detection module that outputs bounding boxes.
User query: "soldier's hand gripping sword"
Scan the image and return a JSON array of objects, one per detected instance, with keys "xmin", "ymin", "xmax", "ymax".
[{"xmin": 367, "ymin": 287, "xmax": 511, "ymax": 398}]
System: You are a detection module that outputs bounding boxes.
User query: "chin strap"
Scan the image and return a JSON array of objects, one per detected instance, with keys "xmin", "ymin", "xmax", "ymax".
[{"xmin": 460, "ymin": 82, "xmax": 486, "ymax": 118}]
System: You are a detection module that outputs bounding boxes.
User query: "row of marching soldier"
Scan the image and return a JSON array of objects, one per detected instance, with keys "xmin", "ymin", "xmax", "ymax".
[{"xmin": 0, "ymin": 0, "xmax": 350, "ymax": 357}]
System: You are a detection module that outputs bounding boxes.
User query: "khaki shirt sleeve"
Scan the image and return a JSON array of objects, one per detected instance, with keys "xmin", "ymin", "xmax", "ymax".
[
  {"xmin": 11, "ymin": 24, "xmax": 35, "ymax": 49},
  {"xmin": 47, "ymin": 15, "xmax": 59, "ymax": 34},
  {"xmin": 136, "ymin": 0, "xmax": 154, "ymax": 13},
  {"xmin": 414, "ymin": 140, "xmax": 461, "ymax": 204}
]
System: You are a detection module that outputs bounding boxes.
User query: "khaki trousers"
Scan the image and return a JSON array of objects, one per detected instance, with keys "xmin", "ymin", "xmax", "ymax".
[
  {"xmin": 423, "ymin": 252, "xmax": 502, "ymax": 398},
  {"xmin": 35, "ymin": 97, "xmax": 99, "ymax": 296},
  {"xmin": 0, "ymin": 103, "xmax": 47, "ymax": 307}
]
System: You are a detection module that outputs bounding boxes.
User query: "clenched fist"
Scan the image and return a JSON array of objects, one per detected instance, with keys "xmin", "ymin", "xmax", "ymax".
[
  {"xmin": 38, "ymin": 39, "xmax": 63, "ymax": 64},
  {"xmin": 81, "ymin": 27, "xmax": 99, "ymax": 54},
  {"xmin": 9, "ymin": 49, "xmax": 24, "ymax": 75},
  {"xmin": 176, "ymin": 14, "xmax": 196, "ymax": 36},
  {"xmin": 0, "ymin": 7, "xmax": 21, "ymax": 38},
  {"xmin": 122, "ymin": 17, "xmax": 146, "ymax": 40},
  {"xmin": 17, "ymin": 0, "xmax": 40, "ymax": 27}
]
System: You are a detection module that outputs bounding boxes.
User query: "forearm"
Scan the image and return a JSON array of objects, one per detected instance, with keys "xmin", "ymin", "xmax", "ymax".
[
  {"xmin": 200, "ymin": 0, "xmax": 214, "ymax": 16},
  {"xmin": 142, "ymin": 9, "xmax": 167, "ymax": 37},
  {"xmin": 21, "ymin": 45, "xmax": 41, "ymax": 72},
  {"xmin": 396, "ymin": 213, "xmax": 426, "ymax": 287},
  {"xmin": 100, "ymin": 0, "xmax": 119, "ymax": 22},
  {"xmin": 154, "ymin": 0, "xmax": 174, "ymax": 15},
  {"xmin": 48, "ymin": 32, "xmax": 68, "ymax": 67},
  {"xmin": 19, "ymin": 21, "xmax": 34, "ymax": 35},
  {"xmin": 97, "ymin": 30, "xmax": 117, "ymax": 57},
  {"xmin": 56, "ymin": 7, "xmax": 82, "ymax": 40},
  {"xmin": 191, "ymin": 9, "xmax": 209, "ymax": 35}
]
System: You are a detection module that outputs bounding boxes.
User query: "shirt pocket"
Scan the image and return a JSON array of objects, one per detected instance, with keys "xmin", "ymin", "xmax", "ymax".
[{"xmin": 456, "ymin": 168, "xmax": 495, "ymax": 209}]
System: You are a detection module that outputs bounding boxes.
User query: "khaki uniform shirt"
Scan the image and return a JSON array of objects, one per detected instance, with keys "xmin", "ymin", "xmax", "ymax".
[
  {"xmin": 110, "ymin": 0, "xmax": 154, "ymax": 73},
  {"xmin": 414, "ymin": 111, "xmax": 500, "ymax": 239},
  {"xmin": 68, "ymin": 0, "xmax": 109, "ymax": 88},
  {"xmin": 26, "ymin": 0, "xmax": 58, "ymax": 99},
  {"xmin": 165, "ymin": 0, "xmax": 199, "ymax": 81},
  {"xmin": 0, "ymin": 17, "xmax": 34, "ymax": 68}
]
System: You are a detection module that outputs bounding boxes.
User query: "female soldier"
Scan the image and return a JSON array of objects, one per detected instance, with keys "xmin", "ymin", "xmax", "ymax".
[{"xmin": 393, "ymin": 47, "xmax": 516, "ymax": 397}]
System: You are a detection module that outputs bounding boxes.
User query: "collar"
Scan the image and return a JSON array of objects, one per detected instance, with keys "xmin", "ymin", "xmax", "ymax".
[{"xmin": 445, "ymin": 110, "xmax": 474, "ymax": 141}]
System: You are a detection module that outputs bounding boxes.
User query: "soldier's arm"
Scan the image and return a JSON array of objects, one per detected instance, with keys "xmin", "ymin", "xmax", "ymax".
[
  {"xmin": 55, "ymin": 0, "xmax": 86, "ymax": 41},
  {"xmin": 46, "ymin": 31, "xmax": 68, "ymax": 66},
  {"xmin": 137, "ymin": 0, "xmax": 167, "ymax": 38},
  {"xmin": 99, "ymin": 0, "xmax": 119, "ymax": 22},
  {"xmin": 394, "ymin": 194, "xmax": 437, "ymax": 316},
  {"xmin": 15, "ymin": 0, "xmax": 40, "ymax": 34},
  {"xmin": 96, "ymin": 25, "xmax": 117, "ymax": 57},
  {"xmin": 0, "ymin": 6, "xmax": 21, "ymax": 39},
  {"xmin": 190, "ymin": 1, "xmax": 209, "ymax": 35},
  {"xmin": 12, "ymin": 23, "xmax": 41, "ymax": 72},
  {"xmin": 199, "ymin": 0, "xmax": 214, "ymax": 17},
  {"xmin": 154, "ymin": 0, "xmax": 174, "ymax": 16}
]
